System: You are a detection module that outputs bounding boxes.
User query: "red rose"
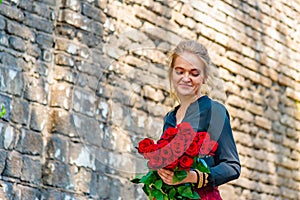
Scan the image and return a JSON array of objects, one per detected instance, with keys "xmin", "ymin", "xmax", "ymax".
[
  {"xmin": 177, "ymin": 122, "xmax": 194, "ymax": 136},
  {"xmin": 207, "ymin": 140, "xmax": 218, "ymax": 156},
  {"xmin": 147, "ymin": 151, "xmax": 163, "ymax": 169},
  {"xmin": 157, "ymin": 139, "xmax": 169, "ymax": 149},
  {"xmin": 164, "ymin": 157, "xmax": 179, "ymax": 170},
  {"xmin": 185, "ymin": 141, "xmax": 199, "ymax": 157},
  {"xmin": 170, "ymin": 137, "xmax": 185, "ymax": 158},
  {"xmin": 161, "ymin": 127, "xmax": 178, "ymax": 141},
  {"xmin": 199, "ymin": 137, "xmax": 218, "ymax": 156},
  {"xmin": 177, "ymin": 122, "xmax": 197, "ymax": 147},
  {"xmin": 178, "ymin": 154, "xmax": 194, "ymax": 170},
  {"xmin": 160, "ymin": 145, "xmax": 173, "ymax": 159},
  {"xmin": 195, "ymin": 132, "xmax": 208, "ymax": 146},
  {"xmin": 143, "ymin": 145, "xmax": 158, "ymax": 159},
  {"xmin": 137, "ymin": 138, "xmax": 155, "ymax": 154}
]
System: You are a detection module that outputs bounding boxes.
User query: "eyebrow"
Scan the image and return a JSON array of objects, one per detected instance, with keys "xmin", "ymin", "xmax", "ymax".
[{"xmin": 174, "ymin": 66, "xmax": 201, "ymax": 71}]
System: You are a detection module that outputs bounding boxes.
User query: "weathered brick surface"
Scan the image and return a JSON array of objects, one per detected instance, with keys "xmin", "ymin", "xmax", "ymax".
[{"xmin": 0, "ymin": 0, "xmax": 299, "ymax": 199}]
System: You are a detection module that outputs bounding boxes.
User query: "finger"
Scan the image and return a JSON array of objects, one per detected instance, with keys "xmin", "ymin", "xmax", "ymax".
[{"xmin": 161, "ymin": 168, "xmax": 174, "ymax": 176}]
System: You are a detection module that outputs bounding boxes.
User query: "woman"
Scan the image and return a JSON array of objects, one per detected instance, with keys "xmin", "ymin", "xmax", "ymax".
[{"xmin": 157, "ymin": 40, "xmax": 241, "ymax": 199}]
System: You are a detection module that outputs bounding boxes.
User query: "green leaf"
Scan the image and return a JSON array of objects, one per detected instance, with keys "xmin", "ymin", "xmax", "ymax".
[
  {"xmin": 173, "ymin": 170, "xmax": 187, "ymax": 183},
  {"xmin": 140, "ymin": 171, "xmax": 157, "ymax": 184},
  {"xmin": 142, "ymin": 184, "xmax": 151, "ymax": 196},
  {"xmin": 154, "ymin": 179, "xmax": 163, "ymax": 190},
  {"xmin": 195, "ymin": 158, "xmax": 210, "ymax": 174},
  {"xmin": 0, "ymin": 104, "xmax": 6, "ymax": 118},
  {"xmin": 190, "ymin": 191, "xmax": 200, "ymax": 199},
  {"xmin": 130, "ymin": 177, "xmax": 141, "ymax": 183},
  {"xmin": 152, "ymin": 189, "xmax": 164, "ymax": 200},
  {"xmin": 0, "ymin": 0, "xmax": 2, "ymax": 4},
  {"xmin": 177, "ymin": 185, "xmax": 194, "ymax": 198},
  {"xmin": 131, "ymin": 173, "xmax": 145, "ymax": 183},
  {"xmin": 169, "ymin": 188, "xmax": 176, "ymax": 199}
]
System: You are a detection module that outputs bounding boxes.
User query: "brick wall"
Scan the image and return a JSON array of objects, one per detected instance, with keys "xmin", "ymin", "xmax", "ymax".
[{"xmin": 0, "ymin": 0, "xmax": 299, "ymax": 199}]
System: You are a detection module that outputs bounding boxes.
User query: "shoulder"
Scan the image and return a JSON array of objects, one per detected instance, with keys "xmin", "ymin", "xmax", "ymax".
[
  {"xmin": 163, "ymin": 105, "xmax": 179, "ymax": 122},
  {"xmin": 205, "ymin": 97, "xmax": 230, "ymax": 119}
]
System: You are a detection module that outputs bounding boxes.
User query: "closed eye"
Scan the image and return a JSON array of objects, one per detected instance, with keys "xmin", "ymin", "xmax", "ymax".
[{"xmin": 174, "ymin": 67, "xmax": 201, "ymax": 77}]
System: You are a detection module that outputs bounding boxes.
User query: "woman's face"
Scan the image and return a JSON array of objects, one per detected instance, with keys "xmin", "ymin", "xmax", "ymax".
[{"xmin": 172, "ymin": 51, "xmax": 206, "ymax": 100}]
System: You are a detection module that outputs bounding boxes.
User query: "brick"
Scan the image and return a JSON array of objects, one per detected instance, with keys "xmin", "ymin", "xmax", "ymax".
[
  {"xmin": 89, "ymin": 20, "xmax": 103, "ymax": 36},
  {"xmin": 9, "ymin": 36, "xmax": 26, "ymax": 52},
  {"xmin": 0, "ymin": 67, "xmax": 24, "ymax": 96},
  {"xmin": 73, "ymin": 88, "xmax": 96, "ymax": 117},
  {"xmin": 82, "ymin": 2, "xmax": 106, "ymax": 23},
  {"xmin": 51, "ymin": 109, "xmax": 76, "ymax": 137},
  {"xmin": 16, "ymin": 130, "xmax": 43, "ymax": 155},
  {"xmin": 172, "ymin": 11, "xmax": 186, "ymax": 25},
  {"xmin": 104, "ymin": 44, "xmax": 126, "ymax": 59},
  {"xmin": 26, "ymin": 43, "xmax": 42, "ymax": 58},
  {"xmin": 142, "ymin": 85, "xmax": 165, "ymax": 102},
  {"xmin": 224, "ymin": 81, "xmax": 240, "ymax": 95},
  {"xmin": 58, "ymin": 9, "xmax": 90, "ymax": 31},
  {"xmin": 286, "ymin": 87, "xmax": 300, "ymax": 101},
  {"xmin": 55, "ymin": 53, "xmax": 74, "ymax": 66},
  {"xmin": 19, "ymin": 0, "xmax": 34, "ymax": 11},
  {"xmin": 24, "ymin": 77, "xmax": 48, "ymax": 104},
  {"xmin": 29, "ymin": 104, "xmax": 48, "ymax": 132},
  {"xmin": 3, "ymin": 151, "xmax": 23, "ymax": 178},
  {"xmin": 0, "ymin": 150, "xmax": 7, "ymax": 174},
  {"xmin": 70, "ymin": 166, "xmax": 91, "ymax": 193},
  {"xmin": 23, "ymin": 12, "xmax": 53, "ymax": 33},
  {"xmin": 46, "ymin": 135, "xmax": 68, "ymax": 161},
  {"xmin": 246, "ymin": 102, "xmax": 264, "ymax": 116},
  {"xmin": 34, "ymin": 61, "xmax": 49, "ymax": 76},
  {"xmin": 36, "ymin": 33, "xmax": 54, "ymax": 48},
  {"xmin": 226, "ymin": 95, "xmax": 247, "ymax": 109},
  {"xmin": 0, "ymin": 16, "xmax": 5, "ymax": 30},
  {"xmin": 64, "ymin": 0, "xmax": 80, "ymax": 11},
  {"xmin": 42, "ymin": 160, "xmax": 71, "ymax": 188},
  {"xmin": 0, "ymin": 4, "xmax": 24, "ymax": 21},
  {"xmin": 255, "ymin": 116, "xmax": 272, "ymax": 130},
  {"xmin": 32, "ymin": 2, "xmax": 55, "ymax": 20},
  {"xmin": 50, "ymin": 83, "xmax": 72, "ymax": 109},
  {"xmin": 69, "ymin": 142, "xmax": 95, "ymax": 170},
  {"xmin": 0, "ymin": 33, "xmax": 9, "ymax": 47},
  {"xmin": 90, "ymin": 173, "xmax": 111, "ymax": 198},
  {"xmin": 21, "ymin": 156, "xmax": 42, "ymax": 184},
  {"xmin": 7, "ymin": 21, "xmax": 34, "ymax": 41},
  {"xmin": 55, "ymin": 38, "xmax": 81, "ymax": 54},
  {"xmin": 42, "ymin": 49, "xmax": 53, "ymax": 62},
  {"xmin": 142, "ymin": 22, "xmax": 182, "ymax": 45},
  {"xmin": 72, "ymin": 113, "xmax": 102, "ymax": 146}
]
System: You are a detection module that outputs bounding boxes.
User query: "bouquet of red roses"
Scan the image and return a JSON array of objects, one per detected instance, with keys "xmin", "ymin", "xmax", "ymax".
[{"xmin": 131, "ymin": 122, "xmax": 218, "ymax": 200}]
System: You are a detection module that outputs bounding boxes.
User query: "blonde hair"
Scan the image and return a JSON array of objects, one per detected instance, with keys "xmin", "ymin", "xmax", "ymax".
[{"xmin": 168, "ymin": 40, "xmax": 211, "ymax": 99}]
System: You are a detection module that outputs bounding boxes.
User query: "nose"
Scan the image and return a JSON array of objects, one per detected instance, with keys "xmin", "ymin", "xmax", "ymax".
[{"xmin": 182, "ymin": 71, "xmax": 190, "ymax": 81}]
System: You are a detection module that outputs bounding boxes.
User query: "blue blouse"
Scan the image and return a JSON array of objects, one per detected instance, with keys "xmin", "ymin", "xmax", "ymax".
[{"xmin": 162, "ymin": 95, "xmax": 241, "ymax": 187}]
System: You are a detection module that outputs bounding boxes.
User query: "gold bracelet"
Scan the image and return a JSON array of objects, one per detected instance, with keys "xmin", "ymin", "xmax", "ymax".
[{"xmin": 194, "ymin": 169, "xmax": 203, "ymax": 188}]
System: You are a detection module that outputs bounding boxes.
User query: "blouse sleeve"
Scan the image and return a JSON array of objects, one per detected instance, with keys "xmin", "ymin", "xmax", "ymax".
[{"xmin": 207, "ymin": 103, "xmax": 241, "ymax": 187}]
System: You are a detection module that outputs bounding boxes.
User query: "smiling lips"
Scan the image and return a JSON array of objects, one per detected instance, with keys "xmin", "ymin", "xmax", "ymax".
[{"xmin": 179, "ymin": 83, "xmax": 193, "ymax": 88}]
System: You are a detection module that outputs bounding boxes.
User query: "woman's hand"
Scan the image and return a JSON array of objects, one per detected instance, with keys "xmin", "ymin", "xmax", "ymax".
[{"xmin": 157, "ymin": 168, "xmax": 197, "ymax": 185}]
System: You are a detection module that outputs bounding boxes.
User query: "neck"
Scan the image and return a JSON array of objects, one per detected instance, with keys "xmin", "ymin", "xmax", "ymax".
[{"xmin": 178, "ymin": 94, "xmax": 201, "ymax": 108}]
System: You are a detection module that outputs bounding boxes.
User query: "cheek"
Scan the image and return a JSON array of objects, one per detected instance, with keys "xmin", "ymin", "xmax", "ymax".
[
  {"xmin": 193, "ymin": 77, "xmax": 204, "ymax": 87},
  {"xmin": 171, "ymin": 72, "xmax": 180, "ymax": 83}
]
